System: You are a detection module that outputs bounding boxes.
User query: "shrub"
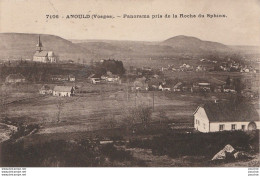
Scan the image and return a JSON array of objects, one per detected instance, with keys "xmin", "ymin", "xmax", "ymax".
[
  {"xmin": 0, "ymin": 138, "xmax": 138, "ymax": 167},
  {"xmin": 128, "ymin": 130, "xmax": 259, "ymax": 158}
]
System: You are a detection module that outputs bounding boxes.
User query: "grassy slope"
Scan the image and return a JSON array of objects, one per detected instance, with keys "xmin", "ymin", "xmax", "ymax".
[{"xmin": 0, "ymin": 33, "xmax": 92, "ymax": 61}]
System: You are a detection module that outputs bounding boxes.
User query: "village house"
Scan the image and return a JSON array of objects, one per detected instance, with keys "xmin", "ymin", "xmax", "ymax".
[
  {"xmin": 182, "ymin": 85, "xmax": 191, "ymax": 92},
  {"xmin": 68, "ymin": 60, "xmax": 74, "ymax": 64},
  {"xmin": 173, "ymin": 82, "xmax": 183, "ymax": 92},
  {"xmin": 191, "ymin": 82, "xmax": 211, "ymax": 92},
  {"xmin": 172, "ymin": 82, "xmax": 191, "ymax": 92},
  {"xmin": 161, "ymin": 64, "xmax": 174, "ymax": 72},
  {"xmin": 161, "ymin": 67, "xmax": 168, "ymax": 72},
  {"xmin": 147, "ymin": 77, "xmax": 166, "ymax": 90},
  {"xmin": 180, "ymin": 63, "xmax": 193, "ymax": 71},
  {"xmin": 106, "ymin": 75, "xmax": 120, "ymax": 83},
  {"xmin": 194, "ymin": 102, "xmax": 260, "ymax": 133},
  {"xmin": 88, "ymin": 74, "xmax": 101, "ymax": 84},
  {"xmin": 158, "ymin": 85, "xmax": 171, "ymax": 91},
  {"xmin": 242, "ymin": 89, "xmax": 257, "ymax": 99},
  {"xmin": 50, "ymin": 74, "xmax": 75, "ymax": 82},
  {"xmin": 68, "ymin": 75, "xmax": 76, "ymax": 82},
  {"xmin": 196, "ymin": 65, "xmax": 206, "ymax": 72},
  {"xmin": 53, "ymin": 86, "xmax": 75, "ymax": 97},
  {"xmin": 132, "ymin": 77, "xmax": 148, "ymax": 91},
  {"xmin": 220, "ymin": 65, "xmax": 230, "ymax": 72},
  {"xmin": 101, "ymin": 72, "xmax": 120, "ymax": 83},
  {"xmin": 51, "ymin": 75, "xmax": 68, "ymax": 82},
  {"xmin": 152, "ymin": 74, "xmax": 160, "ymax": 79},
  {"xmin": 39, "ymin": 85, "xmax": 53, "ymax": 95},
  {"xmin": 32, "ymin": 35, "xmax": 57, "ymax": 63},
  {"xmin": 214, "ymin": 85, "xmax": 223, "ymax": 93},
  {"xmin": 142, "ymin": 66, "xmax": 152, "ymax": 72},
  {"xmin": 5, "ymin": 74, "xmax": 25, "ymax": 83},
  {"xmin": 223, "ymin": 85, "xmax": 236, "ymax": 93}
]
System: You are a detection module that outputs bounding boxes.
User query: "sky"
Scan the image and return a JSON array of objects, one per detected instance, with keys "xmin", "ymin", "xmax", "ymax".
[{"xmin": 0, "ymin": 0, "xmax": 260, "ymax": 45}]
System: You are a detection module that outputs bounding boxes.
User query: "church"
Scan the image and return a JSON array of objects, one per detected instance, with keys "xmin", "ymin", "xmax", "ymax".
[{"xmin": 32, "ymin": 35, "xmax": 58, "ymax": 63}]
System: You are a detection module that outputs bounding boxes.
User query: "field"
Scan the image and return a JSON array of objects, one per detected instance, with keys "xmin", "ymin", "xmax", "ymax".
[
  {"xmin": 1, "ymin": 68, "xmax": 259, "ymax": 167},
  {"xmin": 5, "ymin": 82, "xmax": 199, "ymax": 134}
]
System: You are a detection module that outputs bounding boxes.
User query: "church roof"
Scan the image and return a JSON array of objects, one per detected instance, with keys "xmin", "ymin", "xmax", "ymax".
[
  {"xmin": 34, "ymin": 51, "xmax": 55, "ymax": 57},
  {"xmin": 34, "ymin": 51, "xmax": 48, "ymax": 57}
]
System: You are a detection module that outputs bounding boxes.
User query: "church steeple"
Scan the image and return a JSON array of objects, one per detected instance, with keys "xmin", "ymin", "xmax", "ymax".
[{"xmin": 36, "ymin": 35, "xmax": 43, "ymax": 52}]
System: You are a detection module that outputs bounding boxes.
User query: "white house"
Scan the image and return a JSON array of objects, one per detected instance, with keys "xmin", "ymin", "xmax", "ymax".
[
  {"xmin": 53, "ymin": 86, "xmax": 74, "ymax": 97},
  {"xmin": 194, "ymin": 102, "xmax": 260, "ymax": 133},
  {"xmin": 101, "ymin": 72, "xmax": 120, "ymax": 83}
]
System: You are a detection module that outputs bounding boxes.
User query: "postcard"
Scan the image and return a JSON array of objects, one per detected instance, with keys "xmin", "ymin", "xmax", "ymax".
[{"xmin": 0, "ymin": 0, "xmax": 259, "ymax": 170}]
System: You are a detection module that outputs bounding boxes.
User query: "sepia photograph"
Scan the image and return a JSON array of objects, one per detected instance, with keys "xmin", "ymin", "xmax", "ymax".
[{"xmin": 0, "ymin": 0, "xmax": 259, "ymax": 169}]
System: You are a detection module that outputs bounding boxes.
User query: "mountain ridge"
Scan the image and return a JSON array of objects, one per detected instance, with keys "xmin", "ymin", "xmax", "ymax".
[{"xmin": 0, "ymin": 33, "xmax": 258, "ymax": 62}]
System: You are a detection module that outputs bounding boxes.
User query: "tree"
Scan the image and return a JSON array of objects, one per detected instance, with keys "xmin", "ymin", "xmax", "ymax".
[
  {"xmin": 56, "ymin": 98, "xmax": 64, "ymax": 122},
  {"xmin": 131, "ymin": 105, "xmax": 152, "ymax": 129},
  {"xmin": 158, "ymin": 110, "xmax": 168, "ymax": 124},
  {"xmin": 0, "ymin": 85, "xmax": 9, "ymax": 120},
  {"xmin": 90, "ymin": 59, "xmax": 94, "ymax": 66},
  {"xmin": 123, "ymin": 108, "xmax": 137, "ymax": 133},
  {"xmin": 226, "ymin": 76, "xmax": 231, "ymax": 86},
  {"xmin": 229, "ymin": 93, "xmax": 246, "ymax": 107},
  {"xmin": 233, "ymin": 78, "xmax": 244, "ymax": 94},
  {"xmin": 107, "ymin": 115, "xmax": 117, "ymax": 129}
]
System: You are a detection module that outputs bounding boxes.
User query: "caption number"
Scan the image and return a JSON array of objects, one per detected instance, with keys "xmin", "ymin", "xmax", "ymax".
[{"xmin": 46, "ymin": 15, "xmax": 59, "ymax": 19}]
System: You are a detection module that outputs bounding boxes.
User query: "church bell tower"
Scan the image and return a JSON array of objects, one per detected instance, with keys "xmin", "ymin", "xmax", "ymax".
[{"xmin": 36, "ymin": 35, "xmax": 43, "ymax": 52}]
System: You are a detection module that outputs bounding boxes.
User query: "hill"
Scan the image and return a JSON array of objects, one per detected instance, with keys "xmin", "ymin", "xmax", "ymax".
[
  {"xmin": 160, "ymin": 35, "xmax": 229, "ymax": 52},
  {"xmin": 0, "ymin": 33, "xmax": 93, "ymax": 61},
  {"xmin": 73, "ymin": 36, "xmax": 234, "ymax": 59}
]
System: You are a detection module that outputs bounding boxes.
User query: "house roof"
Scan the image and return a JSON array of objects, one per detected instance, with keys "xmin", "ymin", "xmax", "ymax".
[
  {"xmin": 6, "ymin": 74, "xmax": 25, "ymax": 80},
  {"xmin": 223, "ymin": 85, "xmax": 235, "ymax": 89},
  {"xmin": 134, "ymin": 78, "xmax": 147, "ymax": 87},
  {"xmin": 173, "ymin": 82, "xmax": 182, "ymax": 89},
  {"xmin": 40, "ymin": 85, "xmax": 54, "ymax": 90},
  {"xmin": 53, "ymin": 86, "xmax": 72, "ymax": 92},
  {"xmin": 52, "ymin": 75, "xmax": 68, "ymax": 79},
  {"xmin": 199, "ymin": 102, "xmax": 259, "ymax": 122},
  {"xmin": 69, "ymin": 74, "xmax": 75, "ymax": 78},
  {"xmin": 107, "ymin": 75, "xmax": 119, "ymax": 78},
  {"xmin": 160, "ymin": 84, "xmax": 170, "ymax": 88},
  {"xmin": 148, "ymin": 78, "xmax": 165, "ymax": 86},
  {"xmin": 88, "ymin": 74, "xmax": 100, "ymax": 79}
]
